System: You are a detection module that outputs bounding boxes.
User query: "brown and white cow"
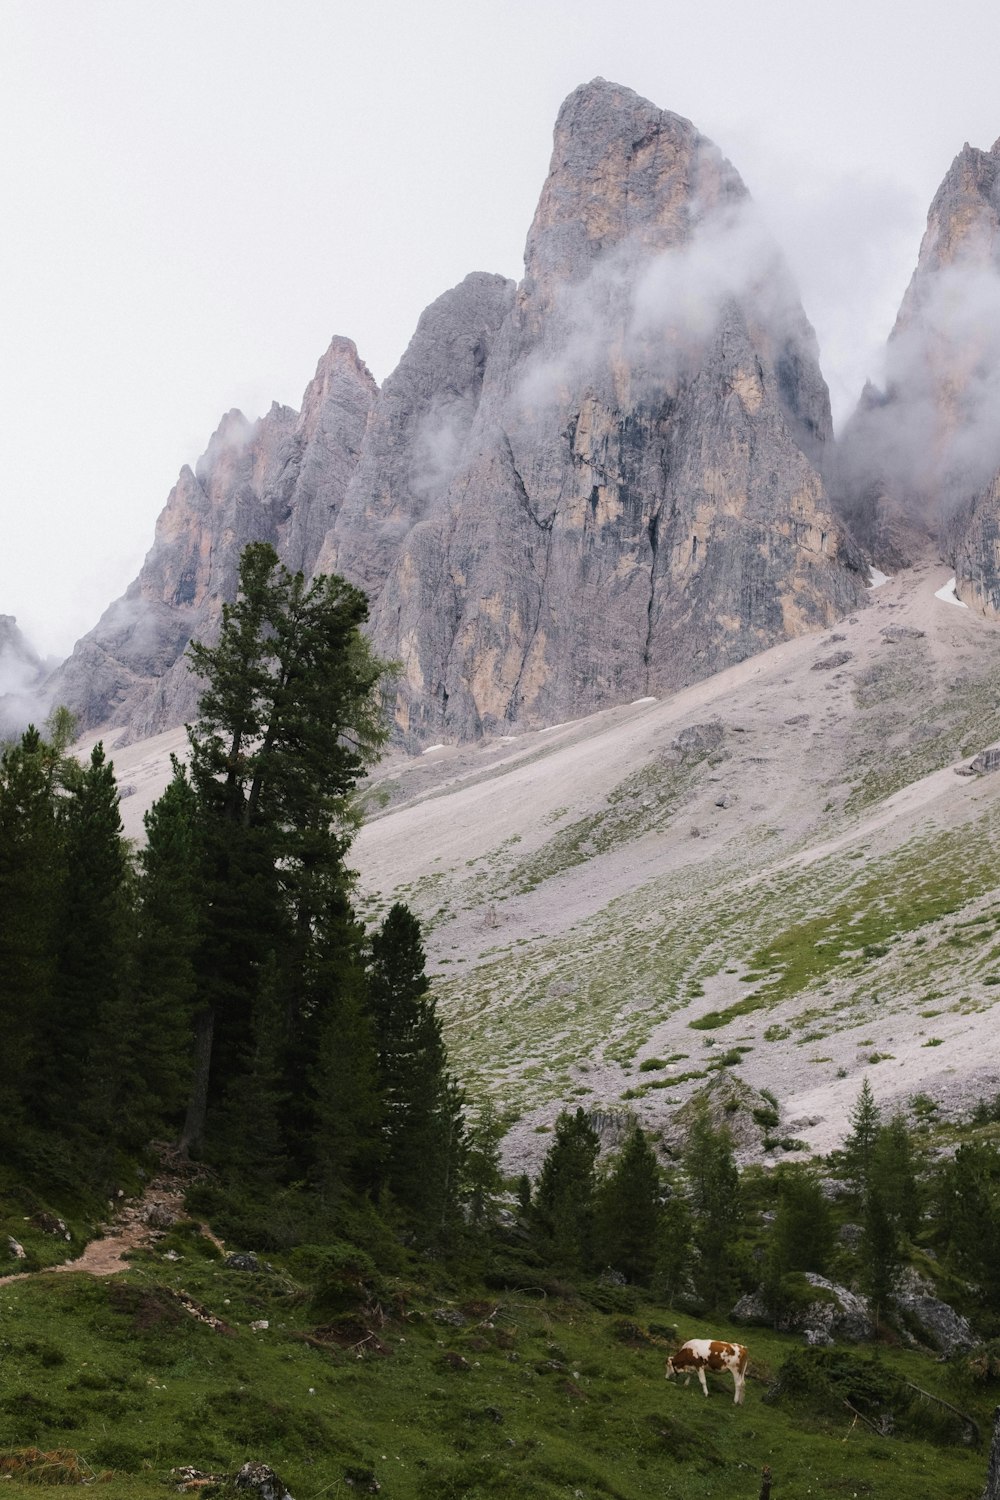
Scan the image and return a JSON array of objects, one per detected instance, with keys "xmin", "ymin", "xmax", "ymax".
[{"xmin": 665, "ymin": 1339, "xmax": 749, "ymax": 1404}]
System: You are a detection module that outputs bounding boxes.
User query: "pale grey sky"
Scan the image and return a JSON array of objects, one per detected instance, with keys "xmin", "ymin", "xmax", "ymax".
[{"xmin": 3, "ymin": 0, "xmax": 1000, "ymax": 658}]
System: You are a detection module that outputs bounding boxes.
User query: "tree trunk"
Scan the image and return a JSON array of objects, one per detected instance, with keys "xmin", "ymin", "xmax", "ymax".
[
  {"xmin": 984, "ymin": 1407, "xmax": 1000, "ymax": 1500},
  {"xmin": 179, "ymin": 1006, "xmax": 215, "ymax": 1156}
]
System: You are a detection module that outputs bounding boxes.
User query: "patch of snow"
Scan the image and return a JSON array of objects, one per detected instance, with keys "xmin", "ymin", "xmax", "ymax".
[
  {"xmin": 630, "ymin": 696, "xmax": 658, "ymax": 704},
  {"xmin": 422, "ymin": 743, "xmax": 446, "ymax": 754},
  {"xmin": 867, "ymin": 567, "xmax": 890, "ymax": 588},
  {"xmin": 540, "ymin": 722, "xmax": 570, "ymax": 733},
  {"xmin": 934, "ymin": 577, "xmax": 969, "ymax": 608}
]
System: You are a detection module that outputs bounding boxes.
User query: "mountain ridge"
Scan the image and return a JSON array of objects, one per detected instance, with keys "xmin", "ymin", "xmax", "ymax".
[{"xmin": 45, "ymin": 77, "xmax": 864, "ymax": 749}]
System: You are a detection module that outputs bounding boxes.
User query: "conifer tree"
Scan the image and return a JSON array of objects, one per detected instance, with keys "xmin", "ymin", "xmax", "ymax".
[
  {"xmin": 132, "ymin": 760, "xmax": 201, "ymax": 1137},
  {"xmin": 310, "ymin": 895, "xmax": 383, "ymax": 1203},
  {"xmin": 464, "ymin": 1101, "xmax": 508, "ymax": 1229},
  {"xmin": 860, "ymin": 1182, "xmax": 902, "ymax": 1333},
  {"xmin": 0, "ymin": 728, "xmax": 63, "ymax": 1152},
  {"xmin": 534, "ymin": 1108, "xmax": 600, "ymax": 1273},
  {"xmin": 180, "ymin": 541, "xmax": 388, "ymax": 1154},
  {"xmin": 870, "ymin": 1112, "xmax": 920, "ymax": 1239},
  {"xmin": 683, "ymin": 1101, "xmax": 742, "ymax": 1311},
  {"xmin": 369, "ymin": 903, "xmax": 466, "ymax": 1236},
  {"xmin": 53, "ymin": 742, "xmax": 134, "ymax": 1165},
  {"xmin": 654, "ymin": 1190, "xmax": 694, "ymax": 1306},
  {"xmin": 762, "ymin": 1165, "xmax": 834, "ymax": 1321},
  {"xmin": 935, "ymin": 1140, "xmax": 1000, "ymax": 1311},
  {"xmin": 596, "ymin": 1125, "xmax": 662, "ymax": 1284},
  {"xmin": 842, "ymin": 1077, "xmax": 881, "ymax": 1195}
]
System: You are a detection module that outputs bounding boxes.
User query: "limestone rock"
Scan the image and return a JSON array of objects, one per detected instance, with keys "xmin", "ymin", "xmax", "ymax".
[
  {"xmin": 234, "ymin": 1461, "xmax": 293, "ymax": 1500},
  {"xmin": 370, "ymin": 80, "xmax": 863, "ymax": 746},
  {"xmin": 733, "ymin": 1275, "xmax": 873, "ymax": 1342},
  {"xmin": 46, "ymin": 340, "xmax": 377, "ymax": 739},
  {"xmin": 811, "ymin": 650, "xmax": 852, "ymax": 671},
  {"xmin": 971, "ymin": 747, "xmax": 1000, "ymax": 773},
  {"xmin": 223, "ymin": 1251, "xmax": 264, "ymax": 1272},
  {"xmin": 672, "ymin": 721, "xmax": 725, "ymax": 757},
  {"xmin": 317, "ymin": 272, "xmax": 517, "ymax": 602},
  {"xmin": 55, "ymin": 80, "xmax": 865, "ymax": 747},
  {"xmin": 799, "ymin": 1273, "xmax": 873, "ymax": 1342},
  {"xmin": 836, "ymin": 134, "xmax": 1000, "ymax": 589},
  {"xmin": 893, "ymin": 1268, "xmax": 974, "ymax": 1352}
]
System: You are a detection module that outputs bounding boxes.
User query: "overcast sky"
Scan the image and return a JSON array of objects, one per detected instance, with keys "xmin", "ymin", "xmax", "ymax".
[{"xmin": 4, "ymin": 0, "xmax": 1000, "ymax": 659}]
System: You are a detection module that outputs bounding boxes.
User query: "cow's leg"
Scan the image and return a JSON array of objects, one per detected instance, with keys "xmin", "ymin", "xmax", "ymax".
[
  {"xmin": 683, "ymin": 1374, "xmax": 691, "ymax": 1387},
  {"xmin": 697, "ymin": 1366, "xmax": 709, "ymax": 1398},
  {"xmin": 732, "ymin": 1368, "xmax": 744, "ymax": 1404}
]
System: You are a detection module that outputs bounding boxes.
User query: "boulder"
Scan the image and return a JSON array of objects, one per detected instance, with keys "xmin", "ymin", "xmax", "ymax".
[
  {"xmin": 143, "ymin": 1203, "xmax": 177, "ymax": 1231},
  {"xmin": 893, "ymin": 1268, "xmax": 975, "ymax": 1352},
  {"xmin": 811, "ymin": 650, "xmax": 853, "ymax": 671},
  {"xmin": 672, "ymin": 721, "xmax": 725, "ymax": 758},
  {"xmin": 799, "ymin": 1274, "xmax": 873, "ymax": 1342},
  {"xmin": 733, "ymin": 1274, "xmax": 873, "ymax": 1342},
  {"xmin": 234, "ymin": 1462, "xmax": 293, "ymax": 1500},
  {"xmin": 971, "ymin": 747, "xmax": 1000, "ymax": 774},
  {"xmin": 223, "ymin": 1252, "xmax": 263, "ymax": 1272}
]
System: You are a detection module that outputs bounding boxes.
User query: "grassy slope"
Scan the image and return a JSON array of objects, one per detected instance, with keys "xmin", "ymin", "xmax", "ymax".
[{"xmin": 0, "ymin": 1240, "xmax": 994, "ymax": 1500}]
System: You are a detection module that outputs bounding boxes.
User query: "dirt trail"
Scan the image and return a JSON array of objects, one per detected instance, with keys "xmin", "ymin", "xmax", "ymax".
[{"xmin": 0, "ymin": 1148, "xmax": 220, "ymax": 1288}]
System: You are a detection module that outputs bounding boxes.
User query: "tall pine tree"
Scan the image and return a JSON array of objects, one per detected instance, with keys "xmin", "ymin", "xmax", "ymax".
[
  {"xmin": 368, "ymin": 903, "xmax": 466, "ymax": 1237},
  {"xmin": 595, "ymin": 1125, "xmax": 662, "ymax": 1284},
  {"xmin": 534, "ymin": 1108, "xmax": 600, "ymax": 1274},
  {"xmin": 179, "ymin": 542, "xmax": 388, "ymax": 1156}
]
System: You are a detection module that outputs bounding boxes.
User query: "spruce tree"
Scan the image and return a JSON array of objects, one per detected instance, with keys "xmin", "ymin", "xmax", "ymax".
[
  {"xmin": 0, "ymin": 728, "xmax": 63, "ymax": 1155},
  {"xmin": 132, "ymin": 760, "xmax": 202, "ymax": 1137},
  {"xmin": 683, "ymin": 1101, "xmax": 742, "ymax": 1311},
  {"xmin": 596, "ymin": 1125, "xmax": 662, "ymax": 1284},
  {"xmin": 654, "ymin": 1190, "xmax": 694, "ymax": 1306},
  {"xmin": 935, "ymin": 1140, "xmax": 1000, "ymax": 1311},
  {"xmin": 762, "ymin": 1165, "xmax": 834, "ymax": 1321},
  {"xmin": 311, "ymin": 894, "xmax": 383, "ymax": 1204},
  {"xmin": 870, "ymin": 1113, "xmax": 920, "ymax": 1239},
  {"xmin": 368, "ymin": 903, "xmax": 466, "ymax": 1237},
  {"xmin": 464, "ymin": 1101, "xmax": 508, "ymax": 1229},
  {"xmin": 842, "ymin": 1077, "xmax": 881, "ymax": 1196},
  {"xmin": 53, "ymin": 742, "xmax": 134, "ymax": 1169},
  {"xmin": 180, "ymin": 541, "xmax": 389, "ymax": 1155},
  {"xmin": 534, "ymin": 1108, "xmax": 600, "ymax": 1274}
]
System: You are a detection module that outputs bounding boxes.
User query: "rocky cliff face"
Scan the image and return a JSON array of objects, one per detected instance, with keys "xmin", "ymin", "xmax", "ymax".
[
  {"xmin": 48, "ymin": 338, "xmax": 377, "ymax": 737},
  {"xmin": 362, "ymin": 80, "xmax": 862, "ymax": 743},
  {"xmin": 51, "ymin": 79, "xmax": 865, "ymax": 747},
  {"xmin": 836, "ymin": 138, "xmax": 1000, "ymax": 584}
]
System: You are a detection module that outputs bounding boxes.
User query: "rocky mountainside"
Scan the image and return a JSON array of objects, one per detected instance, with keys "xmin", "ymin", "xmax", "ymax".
[
  {"xmin": 50, "ymin": 79, "xmax": 864, "ymax": 747},
  {"xmin": 837, "ymin": 137, "xmax": 1000, "ymax": 591},
  {"xmin": 47, "ymin": 338, "xmax": 377, "ymax": 738}
]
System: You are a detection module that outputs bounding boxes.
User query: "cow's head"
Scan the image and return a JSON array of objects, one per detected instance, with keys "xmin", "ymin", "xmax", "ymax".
[{"xmin": 665, "ymin": 1356, "xmax": 677, "ymax": 1381}]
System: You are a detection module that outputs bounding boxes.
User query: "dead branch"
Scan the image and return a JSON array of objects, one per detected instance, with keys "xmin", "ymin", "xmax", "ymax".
[{"xmin": 904, "ymin": 1379, "xmax": 981, "ymax": 1450}]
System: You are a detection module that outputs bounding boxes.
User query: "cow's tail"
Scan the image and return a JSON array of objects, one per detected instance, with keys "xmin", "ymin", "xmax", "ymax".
[{"xmin": 737, "ymin": 1345, "xmax": 749, "ymax": 1377}]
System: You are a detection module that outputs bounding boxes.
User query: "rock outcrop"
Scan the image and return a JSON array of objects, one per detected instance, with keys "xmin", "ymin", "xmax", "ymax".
[
  {"xmin": 47, "ymin": 339, "xmax": 377, "ymax": 738},
  {"xmin": 732, "ymin": 1274, "xmax": 873, "ymax": 1343},
  {"xmin": 51, "ymin": 79, "xmax": 865, "ymax": 747},
  {"xmin": 836, "ymin": 136, "xmax": 1000, "ymax": 587},
  {"xmin": 362, "ymin": 80, "xmax": 862, "ymax": 745}
]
